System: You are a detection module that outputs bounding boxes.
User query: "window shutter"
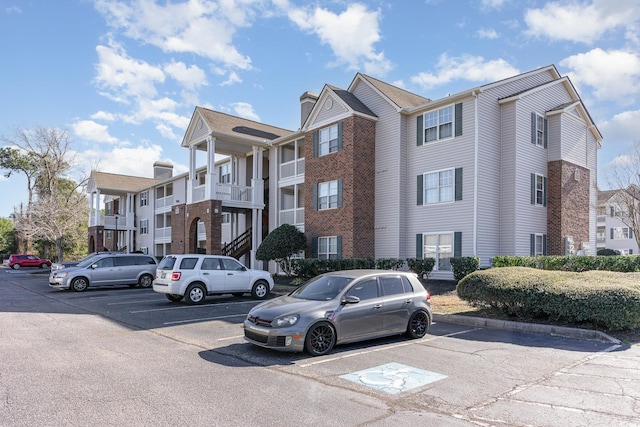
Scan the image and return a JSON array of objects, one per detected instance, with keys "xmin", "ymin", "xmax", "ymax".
[
  {"xmin": 454, "ymin": 232, "xmax": 462, "ymax": 257},
  {"xmin": 530, "ymin": 234, "xmax": 535, "ymax": 256},
  {"xmin": 543, "ymin": 235, "xmax": 547, "ymax": 255},
  {"xmin": 312, "ymin": 184, "xmax": 318, "ymax": 211},
  {"xmin": 455, "ymin": 103, "xmax": 463, "ymax": 136},
  {"xmin": 337, "ymin": 178, "xmax": 343, "ymax": 208},
  {"xmin": 336, "ymin": 236, "xmax": 342, "ymax": 259},
  {"xmin": 416, "ymin": 234, "xmax": 423, "ymax": 258},
  {"xmin": 313, "ymin": 130, "xmax": 319, "ymax": 157},
  {"xmin": 417, "ymin": 175, "xmax": 423, "ymax": 205},
  {"xmin": 311, "ymin": 237, "xmax": 318, "ymax": 258},
  {"xmin": 543, "ymin": 177, "xmax": 547, "ymax": 207},
  {"xmin": 531, "ymin": 112, "xmax": 536, "ymax": 145},
  {"xmin": 631, "ymin": 229, "xmax": 634, "ymax": 239},
  {"xmin": 337, "ymin": 122, "xmax": 343, "ymax": 151},
  {"xmin": 543, "ymin": 118, "xmax": 548, "ymax": 148},
  {"xmin": 610, "ymin": 228, "xmax": 614, "ymax": 239},
  {"xmin": 455, "ymin": 168, "xmax": 463, "ymax": 201},
  {"xmin": 416, "ymin": 115, "xmax": 424, "ymax": 146},
  {"xmin": 531, "ymin": 174, "xmax": 536, "ymax": 204}
]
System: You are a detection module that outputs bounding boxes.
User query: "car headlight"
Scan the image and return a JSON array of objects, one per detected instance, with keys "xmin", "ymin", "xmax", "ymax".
[{"xmin": 271, "ymin": 314, "xmax": 299, "ymax": 327}]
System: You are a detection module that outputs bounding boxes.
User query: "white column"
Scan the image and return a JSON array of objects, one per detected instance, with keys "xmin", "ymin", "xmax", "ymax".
[
  {"xmin": 206, "ymin": 136, "xmax": 216, "ymax": 200},
  {"xmin": 95, "ymin": 190, "xmax": 101, "ymax": 226},
  {"xmin": 187, "ymin": 146, "xmax": 197, "ymax": 204},
  {"xmin": 89, "ymin": 191, "xmax": 95, "ymax": 225}
]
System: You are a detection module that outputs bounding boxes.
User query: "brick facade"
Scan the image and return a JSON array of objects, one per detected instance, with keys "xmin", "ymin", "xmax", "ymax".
[
  {"xmin": 547, "ymin": 160, "xmax": 590, "ymax": 255},
  {"xmin": 304, "ymin": 115, "xmax": 376, "ymax": 258},
  {"xmin": 87, "ymin": 226, "xmax": 105, "ymax": 252},
  {"xmin": 171, "ymin": 200, "xmax": 223, "ymax": 254}
]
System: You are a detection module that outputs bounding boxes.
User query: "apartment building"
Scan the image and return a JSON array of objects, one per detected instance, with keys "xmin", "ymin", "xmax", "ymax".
[
  {"xmin": 86, "ymin": 64, "xmax": 601, "ymax": 279},
  {"xmin": 597, "ymin": 189, "xmax": 640, "ymax": 255}
]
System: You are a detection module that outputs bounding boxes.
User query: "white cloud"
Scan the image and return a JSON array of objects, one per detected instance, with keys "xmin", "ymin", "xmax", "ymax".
[
  {"xmin": 80, "ymin": 144, "xmax": 165, "ymax": 178},
  {"xmin": 231, "ymin": 102, "xmax": 260, "ymax": 122},
  {"xmin": 524, "ymin": 0, "xmax": 640, "ymax": 44},
  {"xmin": 410, "ymin": 54, "xmax": 520, "ymax": 90},
  {"xmin": 90, "ymin": 111, "xmax": 117, "ymax": 121},
  {"xmin": 481, "ymin": 0, "xmax": 506, "ymax": 9},
  {"xmin": 94, "ymin": 40, "xmax": 165, "ymax": 102},
  {"xmin": 600, "ymin": 109, "xmax": 640, "ymax": 145},
  {"xmin": 560, "ymin": 48, "xmax": 640, "ymax": 103},
  {"xmin": 72, "ymin": 120, "xmax": 120, "ymax": 144},
  {"xmin": 163, "ymin": 61, "xmax": 208, "ymax": 91},
  {"xmin": 477, "ymin": 28, "xmax": 499, "ymax": 39},
  {"xmin": 287, "ymin": 3, "xmax": 393, "ymax": 76},
  {"xmin": 5, "ymin": 6, "xmax": 21, "ymax": 14},
  {"xmin": 94, "ymin": 0, "xmax": 254, "ymax": 70}
]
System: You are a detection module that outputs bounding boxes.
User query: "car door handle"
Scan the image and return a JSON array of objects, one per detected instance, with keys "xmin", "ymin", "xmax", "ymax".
[
  {"xmin": 373, "ymin": 304, "xmax": 382, "ymax": 309},
  {"xmin": 203, "ymin": 272, "xmax": 209, "ymax": 275}
]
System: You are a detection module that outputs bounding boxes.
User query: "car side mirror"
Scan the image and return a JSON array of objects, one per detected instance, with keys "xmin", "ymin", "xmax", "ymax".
[
  {"xmin": 342, "ymin": 295, "xmax": 360, "ymax": 305},
  {"xmin": 91, "ymin": 264, "xmax": 98, "ymax": 269}
]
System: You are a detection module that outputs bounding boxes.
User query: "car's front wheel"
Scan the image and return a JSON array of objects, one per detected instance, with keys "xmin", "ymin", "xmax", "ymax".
[
  {"xmin": 12, "ymin": 264, "xmax": 20, "ymax": 270},
  {"xmin": 71, "ymin": 277, "xmax": 89, "ymax": 292},
  {"xmin": 406, "ymin": 310, "xmax": 430, "ymax": 339},
  {"xmin": 166, "ymin": 294, "xmax": 184, "ymax": 302},
  {"xmin": 305, "ymin": 321, "xmax": 336, "ymax": 356},
  {"xmin": 251, "ymin": 280, "xmax": 269, "ymax": 300},
  {"xmin": 40, "ymin": 263, "xmax": 48, "ymax": 269},
  {"xmin": 138, "ymin": 274, "xmax": 153, "ymax": 288},
  {"xmin": 185, "ymin": 283, "xmax": 206, "ymax": 305}
]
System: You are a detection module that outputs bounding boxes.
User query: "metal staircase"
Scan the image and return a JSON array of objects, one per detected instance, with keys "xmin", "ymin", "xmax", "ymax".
[{"xmin": 221, "ymin": 227, "xmax": 252, "ymax": 259}]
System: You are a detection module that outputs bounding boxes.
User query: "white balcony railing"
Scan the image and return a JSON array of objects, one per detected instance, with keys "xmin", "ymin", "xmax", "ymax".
[
  {"xmin": 280, "ymin": 158, "xmax": 305, "ymax": 179},
  {"xmin": 597, "ymin": 215, "xmax": 606, "ymax": 224},
  {"xmin": 155, "ymin": 195, "xmax": 174, "ymax": 209},
  {"xmin": 216, "ymin": 184, "xmax": 253, "ymax": 203},
  {"xmin": 154, "ymin": 227, "xmax": 171, "ymax": 240},
  {"xmin": 279, "ymin": 208, "xmax": 304, "ymax": 226}
]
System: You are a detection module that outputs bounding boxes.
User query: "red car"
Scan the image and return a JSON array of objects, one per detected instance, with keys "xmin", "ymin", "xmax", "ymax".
[{"xmin": 8, "ymin": 254, "xmax": 52, "ymax": 269}]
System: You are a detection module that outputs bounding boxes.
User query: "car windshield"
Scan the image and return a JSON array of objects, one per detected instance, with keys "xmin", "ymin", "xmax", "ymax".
[
  {"xmin": 76, "ymin": 255, "xmax": 103, "ymax": 268},
  {"xmin": 290, "ymin": 275, "xmax": 354, "ymax": 301}
]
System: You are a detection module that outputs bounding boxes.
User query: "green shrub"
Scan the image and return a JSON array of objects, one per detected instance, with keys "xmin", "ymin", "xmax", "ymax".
[
  {"xmin": 376, "ymin": 258, "xmax": 405, "ymax": 270},
  {"xmin": 256, "ymin": 224, "xmax": 307, "ymax": 276},
  {"xmin": 457, "ymin": 267, "xmax": 640, "ymax": 330},
  {"xmin": 406, "ymin": 258, "xmax": 435, "ymax": 281},
  {"xmin": 597, "ymin": 248, "xmax": 620, "ymax": 256},
  {"xmin": 492, "ymin": 255, "xmax": 640, "ymax": 273},
  {"xmin": 450, "ymin": 256, "xmax": 480, "ymax": 282}
]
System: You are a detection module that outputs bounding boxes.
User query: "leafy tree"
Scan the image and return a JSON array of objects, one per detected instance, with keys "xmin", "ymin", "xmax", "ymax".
[
  {"xmin": 607, "ymin": 141, "xmax": 640, "ymax": 251},
  {"xmin": 256, "ymin": 224, "xmax": 306, "ymax": 276},
  {"xmin": 0, "ymin": 217, "xmax": 17, "ymax": 255}
]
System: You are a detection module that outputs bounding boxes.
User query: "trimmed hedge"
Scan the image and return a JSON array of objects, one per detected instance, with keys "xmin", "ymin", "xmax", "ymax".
[
  {"xmin": 290, "ymin": 257, "xmax": 407, "ymax": 279},
  {"xmin": 492, "ymin": 255, "xmax": 640, "ymax": 272},
  {"xmin": 457, "ymin": 267, "xmax": 640, "ymax": 330},
  {"xmin": 450, "ymin": 256, "xmax": 480, "ymax": 281}
]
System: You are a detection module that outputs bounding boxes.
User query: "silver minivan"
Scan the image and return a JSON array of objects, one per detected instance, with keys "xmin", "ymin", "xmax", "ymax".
[{"xmin": 49, "ymin": 253, "xmax": 157, "ymax": 292}]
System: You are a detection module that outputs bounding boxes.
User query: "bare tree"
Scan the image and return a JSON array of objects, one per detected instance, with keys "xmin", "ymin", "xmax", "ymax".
[
  {"xmin": 1, "ymin": 126, "xmax": 80, "ymax": 257},
  {"xmin": 607, "ymin": 140, "xmax": 640, "ymax": 249}
]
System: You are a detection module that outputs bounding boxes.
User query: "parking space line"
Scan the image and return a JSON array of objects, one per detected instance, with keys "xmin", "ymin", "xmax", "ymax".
[
  {"xmin": 299, "ymin": 328, "xmax": 479, "ymax": 368},
  {"xmin": 130, "ymin": 300, "xmax": 257, "ymax": 313},
  {"xmin": 108, "ymin": 299, "xmax": 163, "ymax": 305},
  {"xmin": 163, "ymin": 313, "xmax": 246, "ymax": 325}
]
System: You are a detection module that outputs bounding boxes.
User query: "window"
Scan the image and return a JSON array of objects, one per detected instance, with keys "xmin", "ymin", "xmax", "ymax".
[
  {"xmin": 531, "ymin": 112, "xmax": 547, "ymax": 147},
  {"xmin": 219, "ymin": 163, "xmax": 231, "ymax": 184},
  {"xmin": 140, "ymin": 219, "xmax": 148, "ymax": 235},
  {"xmin": 221, "ymin": 213, "xmax": 231, "ymax": 224},
  {"xmin": 318, "ymin": 236, "xmax": 338, "ymax": 259},
  {"xmin": 422, "ymin": 233, "xmax": 453, "ymax": 271},
  {"xmin": 318, "ymin": 180, "xmax": 339, "ymax": 210},
  {"xmin": 319, "ymin": 124, "xmax": 339, "ymax": 156},
  {"xmin": 201, "ymin": 258, "xmax": 221, "ymax": 270},
  {"xmin": 140, "ymin": 191, "xmax": 148, "ymax": 207},
  {"xmin": 424, "ymin": 106, "xmax": 453, "ymax": 142},
  {"xmin": 347, "ymin": 279, "xmax": 379, "ymax": 300},
  {"xmin": 531, "ymin": 173, "xmax": 547, "ymax": 206},
  {"xmin": 424, "ymin": 169, "xmax": 454, "ymax": 204},
  {"xmin": 380, "ymin": 276, "xmax": 406, "ymax": 296},
  {"xmin": 531, "ymin": 234, "xmax": 547, "ymax": 256},
  {"xmin": 612, "ymin": 227, "xmax": 633, "ymax": 240}
]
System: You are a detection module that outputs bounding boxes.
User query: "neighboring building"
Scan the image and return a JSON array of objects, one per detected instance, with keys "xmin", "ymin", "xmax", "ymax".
[
  {"xmin": 597, "ymin": 189, "xmax": 640, "ymax": 255},
  {"xmin": 86, "ymin": 64, "xmax": 602, "ymax": 279}
]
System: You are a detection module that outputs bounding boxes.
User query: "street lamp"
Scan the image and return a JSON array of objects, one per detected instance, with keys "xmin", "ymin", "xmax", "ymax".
[{"xmin": 114, "ymin": 214, "xmax": 118, "ymax": 251}]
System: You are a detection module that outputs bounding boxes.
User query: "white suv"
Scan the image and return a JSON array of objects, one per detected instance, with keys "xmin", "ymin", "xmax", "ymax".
[{"xmin": 153, "ymin": 254, "xmax": 274, "ymax": 304}]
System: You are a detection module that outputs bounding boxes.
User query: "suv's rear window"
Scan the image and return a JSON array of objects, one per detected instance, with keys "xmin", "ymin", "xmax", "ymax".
[
  {"xmin": 157, "ymin": 256, "xmax": 177, "ymax": 270},
  {"xmin": 179, "ymin": 258, "xmax": 199, "ymax": 270}
]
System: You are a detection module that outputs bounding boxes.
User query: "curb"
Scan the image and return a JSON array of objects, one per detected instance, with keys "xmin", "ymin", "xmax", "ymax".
[{"xmin": 433, "ymin": 313, "xmax": 621, "ymax": 344}]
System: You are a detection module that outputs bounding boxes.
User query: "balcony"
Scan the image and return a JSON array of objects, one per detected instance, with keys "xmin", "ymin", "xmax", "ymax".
[
  {"xmin": 279, "ymin": 208, "xmax": 304, "ymax": 227},
  {"xmin": 89, "ymin": 213, "xmax": 130, "ymax": 229},
  {"xmin": 597, "ymin": 215, "xmax": 606, "ymax": 225},
  {"xmin": 155, "ymin": 195, "xmax": 174, "ymax": 210},
  {"xmin": 280, "ymin": 158, "xmax": 305, "ymax": 180},
  {"xmin": 191, "ymin": 183, "xmax": 261, "ymax": 207},
  {"xmin": 154, "ymin": 226, "xmax": 172, "ymax": 243}
]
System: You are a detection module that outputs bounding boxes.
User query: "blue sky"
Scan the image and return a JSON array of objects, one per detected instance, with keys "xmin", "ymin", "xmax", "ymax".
[{"xmin": 1, "ymin": 0, "xmax": 639, "ymax": 219}]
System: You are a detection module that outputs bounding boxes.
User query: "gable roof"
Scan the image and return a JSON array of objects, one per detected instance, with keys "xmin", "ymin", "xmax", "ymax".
[
  {"xmin": 89, "ymin": 171, "xmax": 161, "ymax": 193},
  {"xmin": 326, "ymin": 84, "xmax": 376, "ymax": 117},
  {"xmin": 351, "ymin": 73, "xmax": 431, "ymax": 109},
  {"xmin": 182, "ymin": 107, "xmax": 294, "ymax": 148}
]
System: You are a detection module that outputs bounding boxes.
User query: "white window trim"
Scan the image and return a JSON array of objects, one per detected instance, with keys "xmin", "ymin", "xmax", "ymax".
[
  {"xmin": 423, "ymin": 168, "xmax": 455, "ymax": 205},
  {"xmin": 318, "ymin": 180, "xmax": 339, "ymax": 210},
  {"xmin": 533, "ymin": 233, "xmax": 545, "ymax": 256},
  {"xmin": 534, "ymin": 113, "xmax": 545, "ymax": 147},
  {"xmin": 318, "ymin": 124, "xmax": 339, "ymax": 156},
  {"xmin": 140, "ymin": 219, "xmax": 149, "ymax": 235},
  {"xmin": 140, "ymin": 191, "xmax": 148, "ymax": 207},
  {"xmin": 534, "ymin": 173, "xmax": 546, "ymax": 206},
  {"xmin": 423, "ymin": 104, "xmax": 455, "ymax": 144},
  {"xmin": 318, "ymin": 236, "xmax": 338, "ymax": 260},
  {"xmin": 422, "ymin": 232, "xmax": 453, "ymax": 271}
]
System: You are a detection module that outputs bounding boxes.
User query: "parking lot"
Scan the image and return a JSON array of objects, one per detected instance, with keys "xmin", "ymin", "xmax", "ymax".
[{"xmin": 2, "ymin": 267, "xmax": 639, "ymax": 426}]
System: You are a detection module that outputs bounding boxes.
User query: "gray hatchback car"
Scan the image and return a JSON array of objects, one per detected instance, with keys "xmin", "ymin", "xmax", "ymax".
[
  {"xmin": 243, "ymin": 269, "xmax": 432, "ymax": 356},
  {"xmin": 49, "ymin": 253, "xmax": 157, "ymax": 292}
]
